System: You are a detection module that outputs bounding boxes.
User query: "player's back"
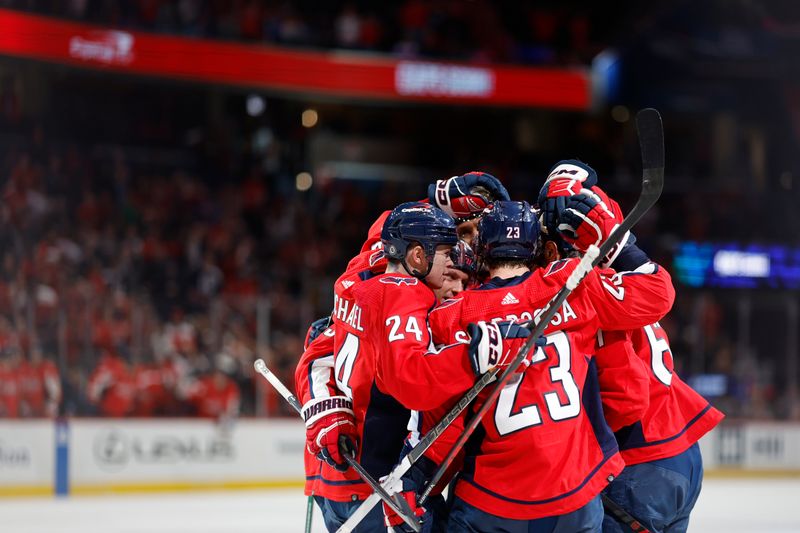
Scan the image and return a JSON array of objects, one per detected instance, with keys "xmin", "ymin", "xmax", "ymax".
[
  {"xmin": 608, "ymin": 324, "xmax": 724, "ymax": 465},
  {"xmin": 428, "ymin": 258, "xmax": 621, "ymax": 519}
]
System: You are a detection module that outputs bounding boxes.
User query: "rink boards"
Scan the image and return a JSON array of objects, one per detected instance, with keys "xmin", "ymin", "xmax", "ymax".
[
  {"xmin": 1, "ymin": 418, "xmax": 798, "ymax": 496},
  {"xmin": 0, "ymin": 418, "xmax": 305, "ymax": 496}
]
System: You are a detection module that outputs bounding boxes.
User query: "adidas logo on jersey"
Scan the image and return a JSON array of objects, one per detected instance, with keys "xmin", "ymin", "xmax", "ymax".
[
  {"xmin": 501, "ymin": 292, "xmax": 519, "ymax": 305},
  {"xmin": 341, "ymin": 280, "xmax": 354, "ymax": 289}
]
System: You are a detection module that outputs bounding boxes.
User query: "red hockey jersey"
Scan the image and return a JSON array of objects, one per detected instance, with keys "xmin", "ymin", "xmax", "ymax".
[
  {"xmin": 425, "ymin": 259, "xmax": 675, "ymax": 520},
  {"xmin": 601, "ymin": 324, "xmax": 724, "ymax": 465},
  {"xmin": 332, "ymin": 272, "xmax": 477, "ymax": 495},
  {"xmin": 293, "ymin": 212, "xmax": 389, "ymax": 501}
]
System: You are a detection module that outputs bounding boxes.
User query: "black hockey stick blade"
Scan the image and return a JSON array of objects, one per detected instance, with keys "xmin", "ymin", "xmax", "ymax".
[
  {"xmin": 636, "ymin": 108, "xmax": 664, "ymax": 171},
  {"xmin": 417, "ymin": 108, "xmax": 666, "ymax": 505}
]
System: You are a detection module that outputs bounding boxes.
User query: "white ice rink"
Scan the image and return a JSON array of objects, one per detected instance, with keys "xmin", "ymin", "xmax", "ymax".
[{"xmin": 2, "ymin": 478, "xmax": 798, "ymax": 533}]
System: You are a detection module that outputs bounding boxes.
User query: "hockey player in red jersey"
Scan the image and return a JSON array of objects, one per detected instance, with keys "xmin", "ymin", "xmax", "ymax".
[
  {"xmin": 293, "ymin": 240, "xmax": 474, "ymax": 530},
  {"xmin": 538, "ymin": 160, "xmax": 724, "ymax": 533},
  {"xmin": 294, "ymin": 174, "xmax": 510, "ymax": 532},
  {"xmin": 412, "ymin": 199, "xmax": 675, "ymax": 532}
]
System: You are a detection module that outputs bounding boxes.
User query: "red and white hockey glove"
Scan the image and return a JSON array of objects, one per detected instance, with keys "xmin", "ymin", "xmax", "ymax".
[
  {"xmin": 302, "ymin": 396, "xmax": 358, "ymax": 472},
  {"xmin": 382, "ymin": 490, "xmax": 426, "ymax": 532},
  {"xmin": 557, "ymin": 188, "xmax": 630, "ymax": 260},
  {"xmin": 537, "ymin": 159, "xmax": 599, "ymax": 236},
  {"xmin": 467, "ymin": 321, "xmax": 532, "ymax": 376},
  {"xmin": 428, "ymin": 171, "xmax": 510, "ymax": 222}
]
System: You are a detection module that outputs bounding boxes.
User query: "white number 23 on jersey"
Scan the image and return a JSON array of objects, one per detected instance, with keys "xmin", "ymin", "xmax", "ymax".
[{"xmin": 494, "ymin": 331, "xmax": 581, "ymax": 436}]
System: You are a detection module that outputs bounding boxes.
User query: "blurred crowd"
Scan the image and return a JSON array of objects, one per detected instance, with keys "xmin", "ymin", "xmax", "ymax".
[
  {"xmin": 0, "ymin": 127, "xmax": 791, "ymax": 421},
  {"xmin": 0, "ymin": 0, "xmax": 798, "ymax": 422},
  {"xmin": 2, "ymin": 0, "xmax": 618, "ymax": 66}
]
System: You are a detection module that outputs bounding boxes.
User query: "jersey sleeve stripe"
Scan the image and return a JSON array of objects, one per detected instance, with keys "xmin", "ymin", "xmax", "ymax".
[
  {"xmin": 308, "ymin": 354, "xmax": 334, "ymax": 399},
  {"xmin": 459, "ymin": 451, "xmax": 617, "ymax": 506}
]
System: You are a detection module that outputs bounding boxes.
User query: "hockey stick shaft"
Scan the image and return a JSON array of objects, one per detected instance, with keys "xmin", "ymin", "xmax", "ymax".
[
  {"xmin": 304, "ymin": 493, "xmax": 314, "ymax": 533},
  {"xmin": 250, "ymin": 360, "xmax": 315, "ymax": 533},
  {"xmin": 417, "ymin": 108, "xmax": 665, "ymax": 505},
  {"xmin": 601, "ymin": 493, "xmax": 652, "ymax": 533},
  {"xmin": 253, "ymin": 360, "xmax": 421, "ymax": 532}
]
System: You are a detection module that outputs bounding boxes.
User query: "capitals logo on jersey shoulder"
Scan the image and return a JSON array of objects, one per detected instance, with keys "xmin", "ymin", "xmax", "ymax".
[
  {"xmin": 380, "ymin": 276, "xmax": 419, "ymax": 287},
  {"xmin": 544, "ymin": 259, "xmax": 571, "ymax": 277},
  {"xmin": 434, "ymin": 297, "xmax": 461, "ymax": 310},
  {"xmin": 369, "ymin": 250, "xmax": 385, "ymax": 266}
]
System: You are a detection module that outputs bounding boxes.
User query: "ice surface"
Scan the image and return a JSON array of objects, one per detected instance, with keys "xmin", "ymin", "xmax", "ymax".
[{"xmin": 1, "ymin": 478, "xmax": 797, "ymax": 533}]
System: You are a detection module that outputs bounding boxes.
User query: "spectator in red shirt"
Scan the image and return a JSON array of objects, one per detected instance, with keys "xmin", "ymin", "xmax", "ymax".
[
  {"xmin": 87, "ymin": 349, "xmax": 136, "ymax": 417},
  {"xmin": 0, "ymin": 345, "xmax": 20, "ymax": 418},
  {"xmin": 17, "ymin": 346, "xmax": 61, "ymax": 417},
  {"xmin": 182, "ymin": 353, "xmax": 240, "ymax": 420}
]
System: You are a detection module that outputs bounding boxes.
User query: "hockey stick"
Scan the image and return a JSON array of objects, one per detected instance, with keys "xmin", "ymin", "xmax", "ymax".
[
  {"xmin": 251, "ymin": 360, "xmax": 315, "ymax": 533},
  {"xmin": 338, "ymin": 108, "xmax": 664, "ymax": 532},
  {"xmin": 253, "ymin": 359, "xmax": 421, "ymax": 532},
  {"xmin": 601, "ymin": 493, "xmax": 652, "ymax": 533}
]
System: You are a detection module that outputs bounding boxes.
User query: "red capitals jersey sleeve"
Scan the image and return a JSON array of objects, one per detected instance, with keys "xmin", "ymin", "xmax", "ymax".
[
  {"xmin": 351, "ymin": 275, "xmax": 476, "ymax": 412},
  {"xmin": 427, "ymin": 296, "xmax": 468, "ymax": 347},
  {"xmin": 584, "ymin": 262, "xmax": 675, "ymax": 331},
  {"xmin": 294, "ymin": 326, "xmax": 337, "ymax": 405},
  {"xmin": 616, "ymin": 322, "xmax": 724, "ymax": 465},
  {"xmin": 595, "ymin": 329, "xmax": 650, "ymax": 432}
]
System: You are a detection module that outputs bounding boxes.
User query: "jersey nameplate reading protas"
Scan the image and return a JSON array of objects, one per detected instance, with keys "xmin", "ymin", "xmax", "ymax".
[{"xmin": 334, "ymin": 294, "xmax": 365, "ymax": 332}]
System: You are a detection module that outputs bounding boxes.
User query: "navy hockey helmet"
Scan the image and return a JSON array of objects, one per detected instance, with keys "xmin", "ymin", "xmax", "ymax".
[
  {"xmin": 381, "ymin": 202, "xmax": 458, "ymax": 278},
  {"xmin": 450, "ymin": 239, "xmax": 477, "ymax": 277},
  {"xmin": 476, "ymin": 201, "xmax": 539, "ymax": 263}
]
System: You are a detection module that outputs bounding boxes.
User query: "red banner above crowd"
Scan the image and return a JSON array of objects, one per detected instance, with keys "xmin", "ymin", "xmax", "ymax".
[{"xmin": 0, "ymin": 9, "xmax": 591, "ymax": 110}]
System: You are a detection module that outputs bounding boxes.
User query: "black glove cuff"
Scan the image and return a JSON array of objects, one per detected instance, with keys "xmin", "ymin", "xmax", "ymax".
[{"xmin": 610, "ymin": 241, "xmax": 651, "ymax": 272}]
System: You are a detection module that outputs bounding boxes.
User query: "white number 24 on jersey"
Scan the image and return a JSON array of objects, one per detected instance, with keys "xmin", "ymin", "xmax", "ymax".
[{"xmin": 494, "ymin": 331, "xmax": 581, "ymax": 436}]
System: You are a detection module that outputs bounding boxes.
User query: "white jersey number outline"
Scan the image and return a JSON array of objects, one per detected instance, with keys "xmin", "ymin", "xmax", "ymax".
[
  {"xmin": 334, "ymin": 332, "xmax": 359, "ymax": 398},
  {"xmin": 644, "ymin": 323, "xmax": 673, "ymax": 386}
]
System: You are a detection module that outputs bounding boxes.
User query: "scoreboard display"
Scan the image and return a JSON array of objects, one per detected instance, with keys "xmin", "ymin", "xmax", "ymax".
[{"xmin": 674, "ymin": 242, "xmax": 800, "ymax": 289}]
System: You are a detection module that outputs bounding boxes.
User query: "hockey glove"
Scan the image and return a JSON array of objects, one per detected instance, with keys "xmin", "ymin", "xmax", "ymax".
[
  {"xmin": 557, "ymin": 188, "xmax": 622, "ymax": 251},
  {"xmin": 428, "ymin": 171, "xmax": 510, "ymax": 222},
  {"xmin": 381, "ymin": 456, "xmax": 437, "ymax": 532},
  {"xmin": 303, "ymin": 316, "xmax": 332, "ymax": 350},
  {"xmin": 537, "ymin": 159, "xmax": 598, "ymax": 237},
  {"xmin": 467, "ymin": 320, "xmax": 531, "ymax": 376},
  {"xmin": 302, "ymin": 396, "xmax": 358, "ymax": 472}
]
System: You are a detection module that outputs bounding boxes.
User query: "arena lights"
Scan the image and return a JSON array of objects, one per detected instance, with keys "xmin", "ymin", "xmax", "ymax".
[
  {"xmin": 246, "ymin": 95, "xmax": 265, "ymax": 117},
  {"xmin": 296, "ymin": 172, "xmax": 313, "ymax": 191},
  {"xmin": 611, "ymin": 105, "xmax": 630, "ymax": 123},
  {"xmin": 301, "ymin": 109, "xmax": 318, "ymax": 128}
]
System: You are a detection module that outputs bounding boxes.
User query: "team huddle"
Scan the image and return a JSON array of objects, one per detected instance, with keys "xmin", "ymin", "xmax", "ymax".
[{"xmin": 293, "ymin": 161, "xmax": 723, "ymax": 533}]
